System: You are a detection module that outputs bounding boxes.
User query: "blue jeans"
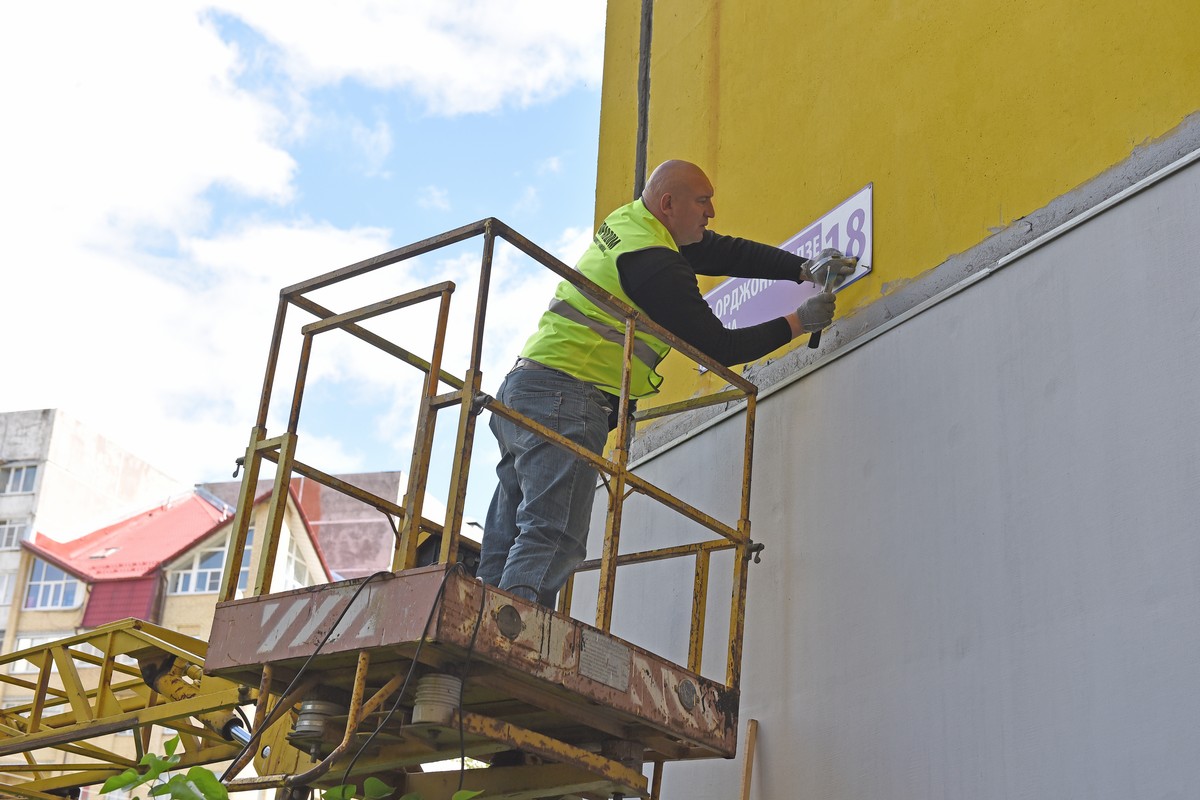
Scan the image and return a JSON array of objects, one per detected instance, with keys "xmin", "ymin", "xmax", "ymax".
[{"xmin": 479, "ymin": 363, "xmax": 612, "ymax": 607}]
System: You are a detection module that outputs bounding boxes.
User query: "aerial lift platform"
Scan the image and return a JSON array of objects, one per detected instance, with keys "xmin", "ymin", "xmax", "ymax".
[{"xmin": 0, "ymin": 219, "xmax": 761, "ymax": 800}]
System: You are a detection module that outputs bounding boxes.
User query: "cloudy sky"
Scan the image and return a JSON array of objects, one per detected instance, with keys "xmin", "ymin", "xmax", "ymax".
[{"xmin": 1, "ymin": 2, "xmax": 608, "ymax": 520}]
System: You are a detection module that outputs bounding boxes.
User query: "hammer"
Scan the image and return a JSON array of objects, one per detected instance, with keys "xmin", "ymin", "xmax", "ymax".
[{"xmin": 807, "ymin": 248, "xmax": 858, "ymax": 348}]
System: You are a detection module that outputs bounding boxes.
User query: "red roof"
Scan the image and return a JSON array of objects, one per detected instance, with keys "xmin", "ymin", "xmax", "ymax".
[
  {"xmin": 25, "ymin": 489, "xmax": 329, "ymax": 628},
  {"xmin": 28, "ymin": 493, "xmax": 234, "ymax": 581},
  {"xmin": 81, "ymin": 576, "xmax": 159, "ymax": 628}
]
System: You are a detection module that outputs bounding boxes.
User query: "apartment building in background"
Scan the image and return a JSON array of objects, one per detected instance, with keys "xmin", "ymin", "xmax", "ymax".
[
  {"xmin": 0, "ymin": 409, "xmax": 183, "ymax": 644},
  {"xmin": 0, "ymin": 486, "xmax": 328, "ymax": 792}
]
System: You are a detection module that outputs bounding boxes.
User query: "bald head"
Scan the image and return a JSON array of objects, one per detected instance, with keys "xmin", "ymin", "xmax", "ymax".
[{"xmin": 641, "ymin": 160, "xmax": 715, "ymax": 246}]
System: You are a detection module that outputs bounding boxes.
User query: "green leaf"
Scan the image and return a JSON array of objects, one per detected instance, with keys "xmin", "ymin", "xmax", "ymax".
[
  {"xmin": 184, "ymin": 766, "xmax": 229, "ymax": 800},
  {"xmin": 101, "ymin": 768, "xmax": 142, "ymax": 794},
  {"xmin": 322, "ymin": 784, "xmax": 357, "ymax": 800},
  {"xmin": 163, "ymin": 735, "xmax": 181, "ymax": 757},
  {"xmin": 137, "ymin": 751, "xmax": 181, "ymax": 784},
  {"xmin": 397, "ymin": 793, "xmax": 422, "ymax": 800},
  {"xmin": 362, "ymin": 777, "xmax": 394, "ymax": 799},
  {"xmin": 452, "ymin": 791, "xmax": 485, "ymax": 800},
  {"xmin": 151, "ymin": 774, "xmax": 205, "ymax": 800}
]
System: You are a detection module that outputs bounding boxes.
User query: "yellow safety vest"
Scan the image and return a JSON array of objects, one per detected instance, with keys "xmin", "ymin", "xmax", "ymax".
[{"xmin": 521, "ymin": 198, "xmax": 676, "ymax": 397}]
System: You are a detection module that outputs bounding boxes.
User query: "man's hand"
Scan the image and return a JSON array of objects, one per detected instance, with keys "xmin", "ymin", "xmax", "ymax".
[
  {"xmin": 796, "ymin": 292, "xmax": 836, "ymax": 332},
  {"xmin": 801, "ymin": 248, "xmax": 857, "ymax": 287}
]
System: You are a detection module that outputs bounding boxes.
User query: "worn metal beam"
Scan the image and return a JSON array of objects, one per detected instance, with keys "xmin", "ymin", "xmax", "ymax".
[
  {"xmin": 299, "ymin": 281, "xmax": 455, "ymax": 336},
  {"xmin": 288, "ymin": 293, "xmax": 466, "ymax": 391},
  {"xmin": 282, "ymin": 219, "xmax": 487, "ymax": 297}
]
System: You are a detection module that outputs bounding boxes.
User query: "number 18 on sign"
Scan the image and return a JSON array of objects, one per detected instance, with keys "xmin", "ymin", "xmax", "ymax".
[{"xmin": 704, "ymin": 183, "xmax": 873, "ymax": 328}]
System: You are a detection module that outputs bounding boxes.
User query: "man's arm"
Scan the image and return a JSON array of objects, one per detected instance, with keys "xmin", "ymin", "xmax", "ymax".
[
  {"xmin": 618, "ymin": 248, "xmax": 793, "ymax": 367},
  {"xmin": 680, "ymin": 230, "xmax": 812, "ymax": 281}
]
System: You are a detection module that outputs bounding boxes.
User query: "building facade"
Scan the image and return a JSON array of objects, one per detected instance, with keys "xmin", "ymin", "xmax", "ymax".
[
  {"xmin": 0, "ymin": 488, "xmax": 328, "ymax": 793},
  {"xmin": 576, "ymin": 2, "xmax": 1200, "ymax": 798},
  {"xmin": 0, "ymin": 409, "xmax": 182, "ymax": 646}
]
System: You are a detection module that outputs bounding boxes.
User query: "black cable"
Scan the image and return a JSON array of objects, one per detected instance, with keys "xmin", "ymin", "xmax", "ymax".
[
  {"xmin": 220, "ymin": 570, "xmax": 393, "ymax": 781},
  {"xmin": 337, "ymin": 563, "xmax": 467, "ymax": 786},
  {"xmin": 456, "ymin": 582, "xmax": 489, "ymax": 791}
]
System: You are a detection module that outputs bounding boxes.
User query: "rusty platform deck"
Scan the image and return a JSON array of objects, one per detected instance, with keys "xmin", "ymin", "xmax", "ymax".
[{"xmin": 206, "ymin": 565, "xmax": 738, "ymax": 792}]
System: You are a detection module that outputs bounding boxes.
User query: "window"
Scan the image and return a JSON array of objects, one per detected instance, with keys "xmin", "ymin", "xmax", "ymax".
[
  {"xmin": 168, "ymin": 540, "xmax": 226, "ymax": 595},
  {"xmin": 0, "ymin": 520, "xmax": 31, "ymax": 550},
  {"xmin": 9, "ymin": 634, "xmax": 61, "ymax": 673},
  {"xmin": 168, "ymin": 527, "xmax": 254, "ymax": 596},
  {"xmin": 281, "ymin": 535, "xmax": 313, "ymax": 591},
  {"xmin": 0, "ymin": 570, "xmax": 15, "ymax": 605},
  {"xmin": 0, "ymin": 465, "xmax": 37, "ymax": 494},
  {"xmin": 24, "ymin": 559, "xmax": 81, "ymax": 610}
]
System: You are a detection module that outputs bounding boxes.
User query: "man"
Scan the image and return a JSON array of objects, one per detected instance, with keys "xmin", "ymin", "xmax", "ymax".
[{"xmin": 479, "ymin": 160, "xmax": 852, "ymax": 607}]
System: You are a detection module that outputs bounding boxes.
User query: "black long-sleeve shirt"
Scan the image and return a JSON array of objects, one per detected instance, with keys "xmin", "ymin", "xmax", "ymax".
[{"xmin": 616, "ymin": 230, "xmax": 808, "ymax": 366}]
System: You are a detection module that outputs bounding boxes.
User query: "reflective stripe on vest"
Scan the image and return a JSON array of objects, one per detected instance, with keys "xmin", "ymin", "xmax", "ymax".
[
  {"xmin": 547, "ymin": 298, "xmax": 664, "ymax": 369},
  {"xmin": 519, "ymin": 198, "xmax": 675, "ymax": 397}
]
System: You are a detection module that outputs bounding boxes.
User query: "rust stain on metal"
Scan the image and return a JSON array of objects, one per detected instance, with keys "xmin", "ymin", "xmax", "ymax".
[{"xmin": 209, "ymin": 567, "xmax": 737, "ymax": 757}]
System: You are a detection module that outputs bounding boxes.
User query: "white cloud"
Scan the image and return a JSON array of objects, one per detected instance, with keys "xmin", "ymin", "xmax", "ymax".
[
  {"xmin": 2, "ymin": 217, "xmax": 397, "ymax": 482},
  {"xmin": 538, "ymin": 156, "xmax": 563, "ymax": 175},
  {"xmin": 0, "ymin": 2, "xmax": 296, "ymax": 250},
  {"xmin": 552, "ymin": 225, "xmax": 596, "ymax": 266},
  {"xmin": 0, "ymin": 1, "xmax": 600, "ymax": 496},
  {"xmin": 418, "ymin": 185, "xmax": 451, "ymax": 211},
  {"xmin": 350, "ymin": 118, "xmax": 394, "ymax": 177},
  {"xmin": 510, "ymin": 186, "xmax": 541, "ymax": 217},
  {"xmin": 207, "ymin": 1, "xmax": 606, "ymax": 115}
]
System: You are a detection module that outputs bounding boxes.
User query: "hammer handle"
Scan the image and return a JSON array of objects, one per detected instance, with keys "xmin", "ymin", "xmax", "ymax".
[{"xmin": 806, "ymin": 253, "xmax": 854, "ymax": 349}]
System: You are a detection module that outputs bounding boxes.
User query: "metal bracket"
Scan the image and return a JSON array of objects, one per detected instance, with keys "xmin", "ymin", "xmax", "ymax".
[{"xmin": 472, "ymin": 392, "xmax": 493, "ymax": 417}]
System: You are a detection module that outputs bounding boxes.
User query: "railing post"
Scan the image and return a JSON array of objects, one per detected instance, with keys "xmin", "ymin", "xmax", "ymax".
[
  {"xmin": 441, "ymin": 221, "xmax": 497, "ymax": 565},
  {"xmin": 253, "ymin": 333, "xmax": 313, "ymax": 595},
  {"xmin": 726, "ymin": 392, "xmax": 757, "ymax": 688},
  {"xmin": 595, "ymin": 318, "xmax": 638, "ymax": 632},
  {"xmin": 397, "ymin": 289, "xmax": 454, "ymax": 570},
  {"xmin": 221, "ymin": 296, "xmax": 290, "ymax": 602},
  {"xmin": 558, "ymin": 573, "xmax": 575, "ymax": 616},
  {"xmin": 253, "ymin": 430, "xmax": 295, "ymax": 596},
  {"xmin": 219, "ymin": 425, "xmax": 264, "ymax": 603},
  {"xmin": 688, "ymin": 549, "xmax": 711, "ymax": 673}
]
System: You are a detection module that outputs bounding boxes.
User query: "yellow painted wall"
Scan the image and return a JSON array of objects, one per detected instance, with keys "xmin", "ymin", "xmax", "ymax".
[{"xmin": 598, "ymin": 0, "xmax": 1200, "ymax": 406}]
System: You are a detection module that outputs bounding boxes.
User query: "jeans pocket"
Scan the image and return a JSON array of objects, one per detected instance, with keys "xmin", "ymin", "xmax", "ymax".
[{"xmin": 506, "ymin": 389, "xmax": 563, "ymax": 437}]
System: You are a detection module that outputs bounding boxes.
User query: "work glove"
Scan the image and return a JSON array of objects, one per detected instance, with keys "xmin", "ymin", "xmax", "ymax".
[
  {"xmin": 801, "ymin": 248, "xmax": 857, "ymax": 288},
  {"xmin": 796, "ymin": 292, "xmax": 836, "ymax": 332}
]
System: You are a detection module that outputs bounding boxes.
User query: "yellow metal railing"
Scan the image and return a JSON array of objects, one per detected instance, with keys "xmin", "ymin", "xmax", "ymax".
[{"xmin": 219, "ymin": 217, "xmax": 758, "ymax": 689}]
